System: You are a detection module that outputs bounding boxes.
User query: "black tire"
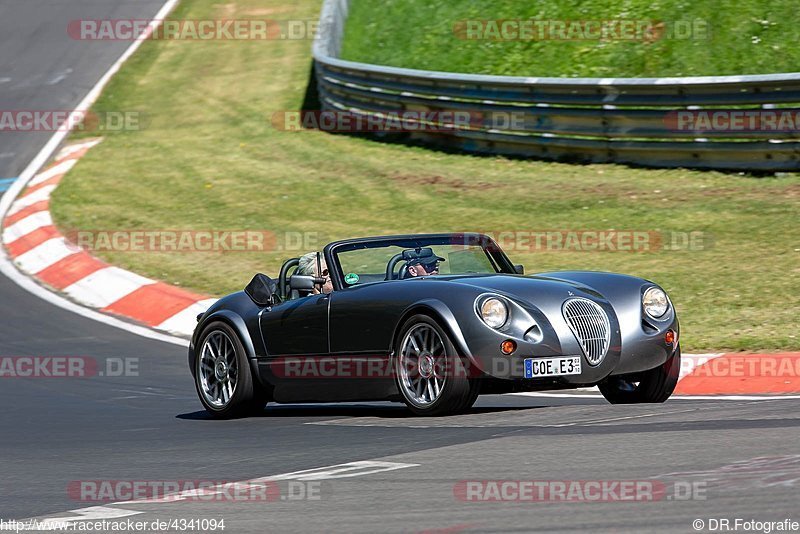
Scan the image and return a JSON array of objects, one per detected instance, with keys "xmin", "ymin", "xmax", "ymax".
[
  {"xmin": 246, "ymin": 386, "xmax": 274, "ymax": 416},
  {"xmin": 598, "ymin": 346, "xmax": 681, "ymax": 404},
  {"xmin": 459, "ymin": 379, "xmax": 482, "ymax": 414},
  {"xmin": 393, "ymin": 315, "xmax": 472, "ymax": 416},
  {"xmin": 194, "ymin": 321, "xmax": 265, "ymax": 418}
]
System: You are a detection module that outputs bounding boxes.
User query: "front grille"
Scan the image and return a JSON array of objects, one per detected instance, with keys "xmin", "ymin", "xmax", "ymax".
[{"xmin": 562, "ymin": 298, "xmax": 611, "ymax": 366}]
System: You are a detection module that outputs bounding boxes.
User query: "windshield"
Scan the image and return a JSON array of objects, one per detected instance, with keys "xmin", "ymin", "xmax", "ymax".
[{"xmin": 330, "ymin": 234, "xmax": 514, "ymax": 287}]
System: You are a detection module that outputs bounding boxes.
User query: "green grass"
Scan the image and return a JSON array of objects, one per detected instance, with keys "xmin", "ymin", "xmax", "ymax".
[
  {"xmin": 340, "ymin": 0, "xmax": 800, "ymax": 77},
  {"xmin": 52, "ymin": 0, "xmax": 800, "ymax": 352}
]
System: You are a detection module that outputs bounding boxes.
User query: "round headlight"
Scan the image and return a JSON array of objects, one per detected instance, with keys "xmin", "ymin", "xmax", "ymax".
[
  {"xmin": 480, "ymin": 297, "xmax": 508, "ymax": 329},
  {"xmin": 643, "ymin": 287, "xmax": 669, "ymax": 318}
]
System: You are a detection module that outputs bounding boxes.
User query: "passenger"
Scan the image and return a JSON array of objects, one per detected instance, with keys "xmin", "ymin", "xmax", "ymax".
[
  {"xmin": 406, "ymin": 253, "xmax": 444, "ymax": 277},
  {"xmin": 297, "ymin": 252, "xmax": 333, "ymax": 294}
]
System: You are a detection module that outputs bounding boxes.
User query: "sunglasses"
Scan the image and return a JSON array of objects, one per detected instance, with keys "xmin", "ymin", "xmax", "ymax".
[{"xmin": 418, "ymin": 262, "xmax": 439, "ymax": 272}]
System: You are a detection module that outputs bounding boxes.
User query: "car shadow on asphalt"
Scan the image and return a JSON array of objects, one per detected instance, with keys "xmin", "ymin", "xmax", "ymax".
[{"xmin": 175, "ymin": 403, "xmax": 546, "ymax": 421}]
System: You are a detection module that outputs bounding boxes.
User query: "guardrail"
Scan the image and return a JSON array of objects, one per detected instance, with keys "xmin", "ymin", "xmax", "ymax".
[{"xmin": 313, "ymin": 0, "xmax": 800, "ymax": 171}]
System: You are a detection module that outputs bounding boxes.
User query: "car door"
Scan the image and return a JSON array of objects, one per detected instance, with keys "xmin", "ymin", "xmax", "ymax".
[
  {"xmin": 321, "ymin": 284, "xmax": 403, "ymax": 399},
  {"xmin": 328, "ymin": 282, "xmax": 404, "ymax": 355},
  {"xmin": 259, "ymin": 293, "xmax": 329, "ymax": 356}
]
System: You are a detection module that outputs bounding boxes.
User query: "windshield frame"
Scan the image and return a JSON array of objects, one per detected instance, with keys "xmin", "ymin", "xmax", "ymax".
[{"xmin": 323, "ymin": 233, "xmax": 516, "ymax": 291}]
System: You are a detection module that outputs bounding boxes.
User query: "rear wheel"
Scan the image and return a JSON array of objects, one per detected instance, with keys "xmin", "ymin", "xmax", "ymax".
[
  {"xmin": 195, "ymin": 321, "xmax": 265, "ymax": 418},
  {"xmin": 394, "ymin": 315, "xmax": 472, "ymax": 416},
  {"xmin": 598, "ymin": 346, "xmax": 681, "ymax": 404}
]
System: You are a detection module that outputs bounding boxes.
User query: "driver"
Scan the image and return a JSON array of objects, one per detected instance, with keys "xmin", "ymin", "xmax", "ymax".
[
  {"xmin": 297, "ymin": 252, "xmax": 333, "ymax": 294},
  {"xmin": 407, "ymin": 253, "xmax": 445, "ymax": 277}
]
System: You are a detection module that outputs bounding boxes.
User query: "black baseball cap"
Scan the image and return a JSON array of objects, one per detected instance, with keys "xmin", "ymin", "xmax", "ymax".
[{"xmin": 407, "ymin": 252, "xmax": 445, "ymax": 268}]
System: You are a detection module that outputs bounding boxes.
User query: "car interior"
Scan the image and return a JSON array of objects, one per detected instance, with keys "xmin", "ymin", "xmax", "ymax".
[
  {"xmin": 274, "ymin": 244, "xmax": 503, "ymax": 302},
  {"xmin": 276, "ymin": 248, "xmax": 432, "ymax": 302}
]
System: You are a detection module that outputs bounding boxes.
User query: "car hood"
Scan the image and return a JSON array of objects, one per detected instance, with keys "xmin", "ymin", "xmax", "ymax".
[
  {"xmin": 423, "ymin": 271, "xmax": 654, "ymax": 322},
  {"xmin": 431, "ymin": 273, "xmax": 605, "ymax": 303},
  {"xmin": 418, "ymin": 271, "xmax": 655, "ymax": 322}
]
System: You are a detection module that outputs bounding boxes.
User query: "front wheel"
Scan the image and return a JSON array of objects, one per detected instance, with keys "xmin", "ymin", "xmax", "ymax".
[
  {"xmin": 598, "ymin": 346, "xmax": 681, "ymax": 404},
  {"xmin": 394, "ymin": 315, "xmax": 473, "ymax": 416},
  {"xmin": 194, "ymin": 321, "xmax": 265, "ymax": 418}
]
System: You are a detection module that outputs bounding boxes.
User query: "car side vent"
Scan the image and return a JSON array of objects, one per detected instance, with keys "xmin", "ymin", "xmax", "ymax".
[{"xmin": 562, "ymin": 298, "xmax": 611, "ymax": 366}]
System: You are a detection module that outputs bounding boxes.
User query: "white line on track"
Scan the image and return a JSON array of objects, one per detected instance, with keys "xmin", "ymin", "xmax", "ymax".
[
  {"xmin": 110, "ymin": 460, "xmax": 420, "ymax": 506},
  {"xmin": 21, "ymin": 461, "xmax": 419, "ymax": 525},
  {"xmin": 0, "ymin": 0, "xmax": 187, "ymax": 348},
  {"xmin": 255, "ymin": 460, "xmax": 420, "ymax": 482},
  {"xmin": 36, "ymin": 507, "xmax": 143, "ymax": 529}
]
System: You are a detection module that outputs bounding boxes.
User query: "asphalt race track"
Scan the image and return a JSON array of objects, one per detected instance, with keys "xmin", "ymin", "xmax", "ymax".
[
  {"xmin": 1, "ymin": 2, "xmax": 799, "ymax": 533},
  {"xmin": 0, "ymin": 0, "xmax": 166, "ymax": 181}
]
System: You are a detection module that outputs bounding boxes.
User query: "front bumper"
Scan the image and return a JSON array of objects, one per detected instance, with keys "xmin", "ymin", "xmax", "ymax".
[{"xmin": 460, "ymin": 301, "xmax": 679, "ymax": 385}]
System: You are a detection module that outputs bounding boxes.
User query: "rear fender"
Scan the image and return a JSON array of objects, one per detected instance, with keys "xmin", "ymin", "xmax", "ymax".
[{"xmin": 188, "ymin": 310, "xmax": 262, "ymax": 386}]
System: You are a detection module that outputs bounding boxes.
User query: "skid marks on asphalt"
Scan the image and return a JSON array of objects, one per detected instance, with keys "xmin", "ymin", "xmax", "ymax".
[
  {"xmin": 303, "ymin": 395, "xmax": 800, "ymax": 430},
  {"xmin": 303, "ymin": 402, "xmax": 699, "ymax": 429}
]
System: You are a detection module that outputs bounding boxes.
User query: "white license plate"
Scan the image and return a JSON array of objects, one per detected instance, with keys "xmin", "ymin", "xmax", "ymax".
[{"xmin": 524, "ymin": 356, "xmax": 582, "ymax": 378}]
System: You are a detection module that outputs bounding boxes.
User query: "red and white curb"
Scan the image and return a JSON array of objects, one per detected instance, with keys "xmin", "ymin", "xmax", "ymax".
[
  {"xmin": 675, "ymin": 352, "xmax": 800, "ymax": 396},
  {"xmin": 1, "ymin": 139, "xmax": 216, "ymax": 337}
]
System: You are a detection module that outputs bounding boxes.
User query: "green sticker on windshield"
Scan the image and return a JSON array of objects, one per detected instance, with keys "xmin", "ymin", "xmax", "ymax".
[{"xmin": 344, "ymin": 272, "xmax": 360, "ymax": 284}]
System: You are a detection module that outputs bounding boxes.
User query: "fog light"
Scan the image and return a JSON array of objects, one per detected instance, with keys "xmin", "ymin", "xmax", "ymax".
[
  {"xmin": 501, "ymin": 340, "xmax": 516, "ymax": 355},
  {"xmin": 665, "ymin": 330, "xmax": 676, "ymax": 345}
]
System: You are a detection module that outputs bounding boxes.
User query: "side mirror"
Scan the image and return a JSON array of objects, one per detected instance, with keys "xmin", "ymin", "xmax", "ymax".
[
  {"xmin": 514, "ymin": 264, "xmax": 525, "ymax": 275},
  {"xmin": 289, "ymin": 274, "xmax": 325, "ymax": 291},
  {"xmin": 245, "ymin": 273, "xmax": 277, "ymax": 306}
]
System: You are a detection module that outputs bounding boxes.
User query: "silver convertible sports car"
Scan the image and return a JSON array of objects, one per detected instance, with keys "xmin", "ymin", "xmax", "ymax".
[{"xmin": 189, "ymin": 233, "xmax": 680, "ymax": 417}]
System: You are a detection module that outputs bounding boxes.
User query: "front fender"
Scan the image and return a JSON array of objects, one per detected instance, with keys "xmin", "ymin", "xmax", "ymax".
[{"xmin": 391, "ymin": 298, "xmax": 477, "ymax": 369}]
